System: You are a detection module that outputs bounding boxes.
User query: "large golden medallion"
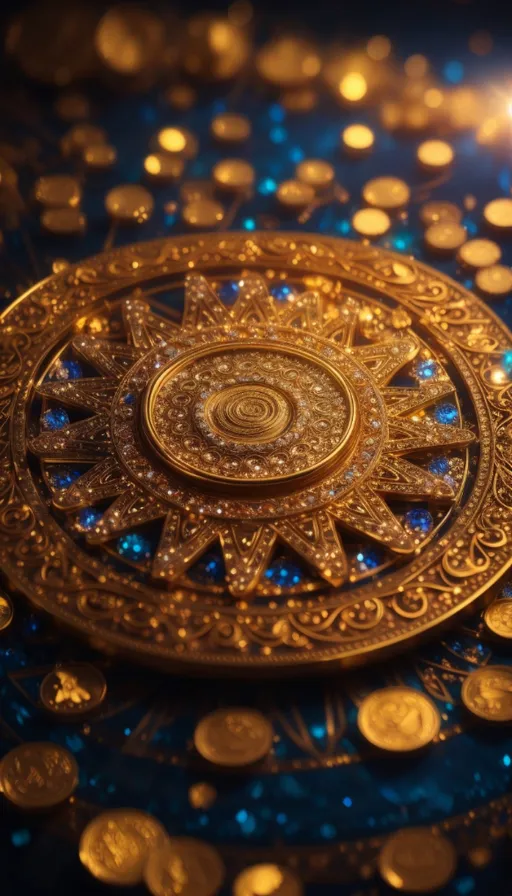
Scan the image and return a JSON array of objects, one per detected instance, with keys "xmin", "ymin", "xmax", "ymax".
[{"xmin": 1, "ymin": 233, "xmax": 511, "ymax": 672}]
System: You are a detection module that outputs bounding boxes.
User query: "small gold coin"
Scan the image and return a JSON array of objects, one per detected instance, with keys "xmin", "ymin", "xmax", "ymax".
[
  {"xmin": 61, "ymin": 124, "xmax": 107, "ymax": 157},
  {"xmin": 41, "ymin": 208, "xmax": 86, "ymax": 236},
  {"xmin": 94, "ymin": 6, "xmax": 165, "ymax": 77},
  {"xmin": 256, "ymin": 37, "xmax": 321, "ymax": 88},
  {"xmin": 417, "ymin": 139, "xmax": 454, "ymax": 171},
  {"xmin": 0, "ymin": 742, "xmax": 79, "ymax": 809},
  {"xmin": 188, "ymin": 782, "xmax": 217, "ymax": 809},
  {"xmin": 419, "ymin": 200, "xmax": 462, "ymax": 227},
  {"xmin": 378, "ymin": 828, "xmax": 457, "ymax": 893},
  {"xmin": 342, "ymin": 123, "xmax": 375, "ymax": 154},
  {"xmin": 277, "ymin": 179, "xmax": 315, "ymax": 209},
  {"xmin": 40, "ymin": 663, "xmax": 107, "ymax": 716},
  {"xmin": 485, "ymin": 600, "xmax": 512, "ymax": 639},
  {"xmin": 182, "ymin": 15, "xmax": 250, "ymax": 82},
  {"xmin": 358, "ymin": 686, "xmax": 440, "ymax": 751},
  {"xmin": 233, "ymin": 864, "xmax": 303, "ymax": 896},
  {"xmin": 484, "ymin": 197, "xmax": 512, "ymax": 230},
  {"xmin": 362, "ymin": 176, "xmax": 410, "ymax": 210},
  {"xmin": 475, "ymin": 264, "xmax": 512, "ymax": 298},
  {"xmin": 80, "ymin": 809, "xmax": 167, "ymax": 886},
  {"xmin": 182, "ymin": 198, "xmax": 224, "ymax": 229},
  {"xmin": 210, "ymin": 113, "xmax": 251, "ymax": 143},
  {"xmin": 0, "ymin": 591, "xmax": 13, "ymax": 630},
  {"xmin": 194, "ymin": 708, "xmax": 273, "ymax": 766},
  {"xmin": 105, "ymin": 184, "xmax": 154, "ymax": 223},
  {"xmin": 83, "ymin": 144, "xmax": 117, "ymax": 171},
  {"xmin": 34, "ymin": 175, "xmax": 82, "ymax": 209},
  {"xmin": 461, "ymin": 665, "xmax": 512, "ymax": 721},
  {"xmin": 424, "ymin": 221, "xmax": 467, "ymax": 254},
  {"xmin": 144, "ymin": 837, "xmax": 225, "ymax": 896},
  {"xmin": 157, "ymin": 127, "xmax": 198, "ymax": 159},
  {"xmin": 144, "ymin": 153, "xmax": 185, "ymax": 182},
  {"xmin": 212, "ymin": 159, "xmax": 255, "ymax": 192},
  {"xmin": 295, "ymin": 159, "xmax": 335, "ymax": 191},
  {"xmin": 352, "ymin": 207, "xmax": 391, "ymax": 238},
  {"xmin": 457, "ymin": 238, "xmax": 501, "ymax": 269}
]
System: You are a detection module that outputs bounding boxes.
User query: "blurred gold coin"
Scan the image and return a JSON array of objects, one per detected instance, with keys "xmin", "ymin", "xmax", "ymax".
[
  {"xmin": 342, "ymin": 123, "xmax": 375, "ymax": 154},
  {"xmin": 41, "ymin": 207, "xmax": 86, "ymax": 235},
  {"xmin": 105, "ymin": 184, "xmax": 154, "ymax": 223},
  {"xmin": 144, "ymin": 153, "xmax": 184, "ymax": 182},
  {"xmin": 144, "ymin": 837, "xmax": 225, "ymax": 896},
  {"xmin": 277, "ymin": 179, "xmax": 315, "ymax": 209},
  {"xmin": 165, "ymin": 84, "xmax": 197, "ymax": 110},
  {"xmin": 484, "ymin": 197, "xmax": 512, "ymax": 230},
  {"xmin": 194, "ymin": 708, "xmax": 273, "ymax": 766},
  {"xmin": 180, "ymin": 180, "xmax": 214, "ymax": 203},
  {"xmin": 83, "ymin": 144, "xmax": 117, "ymax": 171},
  {"xmin": 54, "ymin": 92, "xmax": 90, "ymax": 121},
  {"xmin": 457, "ymin": 238, "xmax": 501, "ymax": 269},
  {"xmin": 210, "ymin": 113, "xmax": 251, "ymax": 143},
  {"xmin": 461, "ymin": 665, "xmax": 512, "ymax": 721},
  {"xmin": 417, "ymin": 139, "xmax": 454, "ymax": 170},
  {"xmin": 188, "ymin": 782, "xmax": 217, "ymax": 809},
  {"xmin": 485, "ymin": 600, "xmax": 512, "ymax": 639},
  {"xmin": 419, "ymin": 200, "xmax": 462, "ymax": 227},
  {"xmin": 378, "ymin": 828, "xmax": 457, "ymax": 893},
  {"xmin": 367, "ymin": 35, "xmax": 392, "ymax": 61},
  {"xmin": 40, "ymin": 663, "xmax": 106, "ymax": 716},
  {"xmin": 256, "ymin": 37, "xmax": 321, "ymax": 88},
  {"xmin": 352, "ymin": 207, "xmax": 391, "ymax": 238},
  {"xmin": 61, "ymin": 124, "xmax": 107, "ymax": 156},
  {"xmin": 475, "ymin": 264, "xmax": 512, "ymax": 298},
  {"xmin": 212, "ymin": 159, "xmax": 255, "ymax": 192},
  {"xmin": 95, "ymin": 5, "xmax": 165, "ymax": 77},
  {"xmin": 157, "ymin": 127, "xmax": 198, "ymax": 159},
  {"xmin": 281, "ymin": 87, "xmax": 318, "ymax": 113},
  {"xmin": 182, "ymin": 15, "xmax": 250, "ymax": 82},
  {"xmin": 358, "ymin": 686, "xmax": 440, "ymax": 751},
  {"xmin": 338, "ymin": 72, "xmax": 368, "ymax": 103},
  {"xmin": 0, "ymin": 741, "xmax": 78, "ymax": 808},
  {"xmin": 233, "ymin": 864, "xmax": 303, "ymax": 896},
  {"xmin": 424, "ymin": 221, "xmax": 466, "ymax": 253},
  {"xmin": 362, "ymin": 176, "xmax": 410, "ymax": 210},
  {"xmin": 0, "ymin": 158, "xmax": 18, "ymax": 190},
  {"xmin": 80, "ymin": 809, "xmax": 167, "ymax": 886},
  {"xmin": 182, "ymin": 198, "xmax": 224, "ymax": 228},
  {"xmin": 0, "ymin": 591, "xmax": 13, "ymax": 630},
  {"xmin": 295, "ymin": 159, "xmax": 335, "ymax": 191},
  {"xmin": 34, "ymin": 174, "xmax": 82, "ymax": 208}
]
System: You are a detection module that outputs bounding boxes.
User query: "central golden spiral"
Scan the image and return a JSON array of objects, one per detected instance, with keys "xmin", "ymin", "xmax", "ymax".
[{"xmin": 204, "ymin": 384, "xmax": 293, "ymax": 444}]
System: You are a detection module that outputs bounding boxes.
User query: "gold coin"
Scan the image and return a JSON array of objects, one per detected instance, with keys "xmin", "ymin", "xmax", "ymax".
[
  {"xmin": 80, "ymin": 809, "xmax": 167, "ymax": 886},
  {"xmin": 484, "ymin": 197, "xmax": 512, "ymax": 230},
  {"xmin": 40, "ymin": 663, "xmax": 107, "ymax": 716},
  {"xmin": 83, "ymin": 144, "xmax": 117, "ymax": 171},
  {"xmin": 378, "ymin": 828, "xmax": 457, "ymax": 893},
  {"xmin": 233, "ymin": 864, "xmax": 303, "ymax": 896},
  {"xmin": 475, "ymin": 264, "xmax": 512, "ymax": 298},
  {"xmin": 276, "ymin": 179, "xmax": 315, "ymax": 209},
  {"xmin": 188, "ymin": 782, "xmax": 217, "ymax": 809},
  {"xmin": 352, "ymin": 207, "xmax": 391, "ymax": 238},
  {"xmin": 94, "ymin": 6, "xmax": 165, "ymax": 77},
  {"xmin": 61, "ymin": 124, "xmax": 107, "ymax": 157},
  {"xmin": 256, "ymin": 37, "xmax": 321, "ymax": 88},
  {"xmin": 157, "ymin": 127, "xmax": 198, "ymax": 159},
  {"xmin": 457, "ymin": 238, "xmax": 501, "ymax": 269},
  {"xmin": 182, "ymin": 199, "xmax": 224, "ymax": 229},
  {"xmin": 34, "ymin": 174, "xmax": 82, "ymax": 209},
  {"xmin": 180, "ymin": 180, "xmax": 214, "ymax": 203},
  {"xmin": 194, "ymin": 708, "xmax": 273, "ymax": 766},
  {"xmin": 105, "ymin": 185, "xmax": 154, "ymax": 224},
  {"xmin": 182, "ymin": 15, "xmax": 250, "ymax": 82},
  {"xmin": 461, "ymin": 665, "xmax": 512, "ymax": 721},
  {"xmin": 295, "ymin": 159, "xmax": 334, "ymax": 191},
  {"xmin": 417, "ymin": 139, "xmax": 454, "ymax": 171},
  {"xmin": 424, "ymin": 221, "xmax": 467, "ymax": 253},
  {"xmin": 0, "ymin": 742, "xmax": 79, "ymax": 808},
  {"xmin": 144, "ymin": 837, "xmax": 225, "ymax": 896},
  {"xmin": 144, "ymin": 153, "xmax": 185, "ymax": 182},
  {"xmin": 362, "ymin": 176, "xmax": 410, "ymax": 210},
  {"xmin": 41, "ymin": 208, "xmax": 86, "ymax": 235},
  {"xmin": 358, "ymin": 686, "xmax": 440, "ymax": 751},
  {"xmin": 485, "ymin": 600, "xmax": 512, "ymax": 639},
  {"xmin": 0, "ymin": 591, "xmax": 13, "ymax": 630},
  {"xmin": 210, "ymin": 113, "xmax": 251, "ymax": 144},
  {"xmin": 342, "ymin": 123, "xmax": 375, "ymax": 154},
  {"xmin": 212, "ymin": 159, "xmax": 255, "ymax": 192},
  {"xmin": 419, "ymin": 200, "xmax": 462, "ymax": 227}
]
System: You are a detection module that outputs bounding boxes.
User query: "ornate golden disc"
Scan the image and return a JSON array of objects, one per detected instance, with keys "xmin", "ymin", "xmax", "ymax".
[{"xmin": 0, "ymin": 233, "xmax": 511, "ymax": 673}]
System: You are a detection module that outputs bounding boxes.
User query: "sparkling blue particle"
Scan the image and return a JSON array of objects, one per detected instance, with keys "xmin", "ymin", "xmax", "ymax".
[
  {"xmin": 405, "ymin": 508, "xmax": 434, "ymax": 534},
  {"xmin": 444, "ymin": 60, "xmax": 464, "ymax": 84},
  {"xmin": 455, "ymin": 878, "xmax": 475, "ymax": 895},
  {"xmin": 258, "ymin": 177, "xmax": 277, "ymax": 195},
  {"xmin": 236, "ymin": 809, "xmax": 256, "ymax": 834},
  {"xmin": 342, "ymin": 797, "xmax": 352, "ymax": 807},
  {"xmin": 502, "ymin": 582, "xmax": 512, "ymax": 598},
  {"xmin": 65, "ymin": 734, "xmax": 84, "ymax": 752},
  {"xmin": 218, "ymin": 280, "xmax": 240, "ymax": 305},
  {"xmin": 428, "ymin": 456, "xmax": 450, "ymax": 476},
  {"xmin": 265, "ymin": 559, "xmax": 302, "ymax": 586},
  {"xmin": 49, "ymin": 359, "xmax": 83, "ymax": 381},
  {"xmin": 117, "ymin": 532, "xmax": 152, "ymax": 562},
  {"xmin": 435, "ymin": 402, "xmax": 459, "ymax": 425},
  {"xmin": 269, "ymin": 103, "xmax": 285, "ymax": 123},
  {"xmin": 289, "ymin": 146, "xmax": 304, "ymax": 163},
  {"xmin": 165, "ymin": 212, "xmax": 177, "ymax": 227},
  {"xmin": 463, "ymin": 218, "xmax": 478, "ymax": 235},
  {"xmin": 276, "ymin": 813, "xmax": 287, "ymax": 824},
  {"xmin": 498, "ymin": 167, "xmax": 511, "ymax": 193},
  {"xmin": 189, "ymin": 552, "xmax": 225, "ymax": 585},
  {"xmin": 243, "ymin": 218, "xmax": 256, "ymax": 231},
  {"xmin": 123, "ymin": 392, "xmax": 136, "ymax": 405},
  {"xmin": 336, "ymin": 219, "xmax": 351, "ymax": 235},
  {"xmin": 356, "ymin": 548, "xmax": 381, "ymax": 572},
  {"xmin": 42, "ymin": 407, "xmax": 70, "ymax": 430},
  {"xmin": 270, "ymin": 126, "xmax": 287, "ymax": 144},
  {"xmin": 270, "ymin": 282, "xmax": 295, "ymax": 302},
  {"xmin": 124, "ymin": 727, "xmax": 132, "ymax": 736},
  {"xmin": 320, "ymin": 823, "xmax": 336, "ymax": 839},
  {"xmin": 415, "ymin": 358, "xmax": 437, "ymax": 380},
  {"xmin": 392, "ymin": 237, "xmax": 407, "ymax": 251},
  {"xmin": 78, "ymin": 507, "xmax": 102, "ymax": 530},
  {"xmin": 49, "ymin": 467, "xmax": 82, "ymax": 489},
  {"xmin": 311, "ymin": 724, "xmax": 326, "ymax": 739},
  {"xmin": 502, "ymin": 350, "xmax": 512, "ymax": 376},
  {"xmin": 12, "ymin": 829, "xmax": 31, "ymax": 847},
  {"xmin": 503, "ymin": 754, "xmax": 511, "ymax": 767}
]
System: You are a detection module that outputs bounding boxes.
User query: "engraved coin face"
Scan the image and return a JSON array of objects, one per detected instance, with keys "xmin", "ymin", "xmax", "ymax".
[
  {"xmin": 194, "ymin": 708, "xmax": 273, "ymax": 766},
  {"xmin": 80, "ymin": 809, "xmax": 168, "ymax": 885},
  {"xmin": 39, "ymin": 663, "xmax": 107, "ymax": 715},
  {"xmin": 357, "ymin": 687, "xmax": 440, "ymax": 751},
  {"xmin": 144, "ymin": 837, "xmax": 225, "ymax": 896},
  {"xmin": 0, "ymin": 742, "xmax": 79, "ymax": 808},
  {"xmin": 461, "ymin": 666, "xmax": 512, "ymax": 721},
  {"xmin": 484, "ymin": 600, "xmax": 512, "ymax": 639},
  {"xmin": 378, "ymin": 828, "xmax": 457, "ymax": 893},
  {"xmin": 233, "ymin": 864, "xmax": 303, "ymax": 896}
]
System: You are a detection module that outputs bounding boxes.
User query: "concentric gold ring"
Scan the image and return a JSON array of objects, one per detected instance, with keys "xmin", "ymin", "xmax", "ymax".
[{"xmin": 204, "ymin": 384, "xmax": 294, "ymax": 444}]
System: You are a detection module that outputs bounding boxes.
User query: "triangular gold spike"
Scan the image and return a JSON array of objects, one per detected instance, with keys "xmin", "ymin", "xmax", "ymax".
[
  {"xmin": 370, "ymin": 456, "xmax": 454, "ymax": 499},
  {"xmin": 153, "ymin": 510, "xmax": 220, "ymax": 581},
  {"xmin": 272, "ymin": 510, "xmax": 348, "ymax": 585},
  {"xmin": 320, "ymin": 297, "xmax": 360, "ymax": 347},
  {"xmin": 382, "ymin": 381, "xmax": 455, "ymax": 417},
  {"xmin": 53, "ymin": 457, "xmax": 127, "ymax": 510},
  {"xmin": 182, "ymin": 273, "xmax": 230, "ymax": 330},
  {"xmin": 350, "ymin": 336, "xmax": 419, "ymax": 385},
  {"xmin": 233, "ymin": 274, "xmax": 279, "ymax": 325},
  {"xmin": 87, "ymin": 490, "xmax": 166, "ymax": 543},
  {"xmin": 331, "ymin": 487, "xmax": 415, "ymax": 553},
  {"xmin": 279, "ymin": 290, "xmax": 325, "ymax": 331},
  {"xmin": 30, "ymin": 415, "xmax": 110, "ymax": 462},
  {"xmin": 122, "ymin": 295, "xmax": 178, "ymax": 350},
  {"xmin": 387, "ymin": 419, "xmax": 475, "ymax": 454},
  {"xmin": 220, "ymin": 523, "xmax": 277, "ymax": 597},
  {"xmin": 73, "ymin": 336, "xmax": 141, "ymax": 378},
  {"xmin": 37, "ymin": 379, "xmax": 117, "ymax": 414}
]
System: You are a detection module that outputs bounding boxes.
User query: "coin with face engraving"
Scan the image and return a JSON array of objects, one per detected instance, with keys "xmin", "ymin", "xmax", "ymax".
[
  {"xmin": 461, "ymin": 666, "xmax": 512, "ymax": 722},
  {"xmin": 80, "ymin": 809, "xmax": 168, "ymax": 885},
  {"xmin": 0, "ymin": 742, "xmax": 79, "ymax": 808}
]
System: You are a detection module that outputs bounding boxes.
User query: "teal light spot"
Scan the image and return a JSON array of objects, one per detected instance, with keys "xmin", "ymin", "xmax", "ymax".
[
  {"xmin": 259, "ymin": 177, "xmax": 277, "ymax": 195},
  {"xmin": 444, "ymin": 60, "xmax": 464, "ymax": 83},
  {"xmin": 320, "ymin": 823, "xmax": 336, "ymax": 839},
  {"xmin": 289, "ymin": 146, "xmax": 304, "ymax": 163},
  {"xmin": 243, "ymin": 218, "xmax": 256, "ymax": 231},
  {"xmin": 503, "ymin": 754, "xmax": 511, "ymax": 767},
  {"xmin": 270, "ymin": 126, "xmax": 287, "ymax": 144},
  {"xmin": 12, "ymin": 829, "xmax": 31, "ymax": 847},
  {"xmin": 455, "ymin": 877, "xmax": 475, "ymax": 895},
  {"xmin": 342, "ymin": 796, "xmax": 352, "ymax": 807},
  {"xmin": 311, "ymin": 724, "xmax": 326, "ymax": 739}
]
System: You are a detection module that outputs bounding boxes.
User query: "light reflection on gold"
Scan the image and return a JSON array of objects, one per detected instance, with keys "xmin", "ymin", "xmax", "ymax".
[{"xmin": 339, "ymin": 72, "xmax": 367, "ymax": 102}]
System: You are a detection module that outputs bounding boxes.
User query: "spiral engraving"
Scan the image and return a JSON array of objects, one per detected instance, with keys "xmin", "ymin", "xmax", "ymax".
[{"xmin": 204, "ymin": 384, "xmax": 293, "ymax": 444}]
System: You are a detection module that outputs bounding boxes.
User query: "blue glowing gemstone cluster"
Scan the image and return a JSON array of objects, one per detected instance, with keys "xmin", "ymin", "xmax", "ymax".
[
  {"xmin": 434, "ymin": 403, "xmax": 459, "ymax": 425},
  {"xmin": 49, "ymin": 467, "xmax": 82, "ymax": 490},
  {"xmin": 42, "ymin": 407, "xmax": 70, "ymax": 431},
  {"xmin": 77, "ymin": 507, "xmax": 102, "ymax": 531},
  {"xmin": 188, "ymin": 552, "xmax": 225, "ymax": 585},
  {"xmin": 404, "ymin": 508, "xmax": 434, "ymax": 534},
  {"xmin": 502, "ymin": 350, "xmax": 512, "ymax": 377},
  {"xmin": 49, "ymin": 359, "xmax": 83, "ymax": 381},
  {"xmin": 270, "ymin": 282, "xmax": 296, "ymax": 302},
  {"xmin": 428, "ymin": 456, "xmax": 450, "ymax": 476},
  {"xmin": 265, "ymin": 558, "xmax": 302, "ymax": 587},
  {"xmin": 414, "ymin": 358, "xmax": 438, "ymax": 380},
  {"xmin": 123, "ymin": 392, "xmax": 136, "ymax": 406},
  {"xmin": 218, "ymin": 280, "xmax": 240, "ymax": 305},
  {"xmin": 117, "ymin": 533, "xmax": 152, "ymax": 562},
  {"xmin": 355, "ymin": 548, "xmax": 382, "ymax": 573}
]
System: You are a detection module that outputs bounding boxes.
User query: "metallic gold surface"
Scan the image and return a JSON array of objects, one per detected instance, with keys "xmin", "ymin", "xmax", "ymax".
[
  {"xmin": 34, "ymin": 174, "xmax": 82, "ymax": 208},
  {"xmin": 79, "ymin": 809, "xmax": 167, "ymax": 885},
  {"xmin": 277, "ymin": 179, "xmax": 315, "ymax": 208},
  {"xmin": 342, "ymin": 123, "xmax": 375, "ymax": 154},
  {"xmin": 144, "ymin": 837, "xmax": 225, "ymax": 896},
  {"xmin": 0, "ymin": 590, "xmax": 13, "ymax": 631},
  {"xmin": 233, "ymin": 864, "xmax": 303, "ymax": 896},
  {"xmin": 484, "ymin": 197, "xmax": 512, "ymax": 230},
  {"xmin": 417, "ymin": 139, "xmax": 454, "ymax": 171},
  {"xmin": 352, "ymin": 207, "xmax": 391, "ymax": 237},
  {"xmin": 378, "ymin": 828, "xmax": 457, "ymax": 893},
  {"xmin": 358, "ymin": 687, "xmax": 441, "ymax": 751},
  {"xmin": 484, "ymin": 600, "xmax": 512, "ymax": 639},
  {"xmin": 419, "ymin": 200, "xmax": 462, "ymax": 229},
  {"xmin": 40, "ymin": 662, "xmax": 107, "ymax": 715},
  {"xmin": 475, "ymin": 264, "xmax": 512, "ymax": 297},
  {"xmin": 105, "ymin": 184, "xmax": 154, "ymax": 223},
  {"xmin": 457, "ymin": 238, "xmax": 501, "ymax": 269},
  {"xmin": 461, "ymin": 666, "xmax": 512, "ymax": 721},
  {"xmin": 424, "ymin": 221, "xmax": 467, "ymax": 253},
  {"xmin": 194, "ymin": 708, "xmax": 273, "ymax": 766},
  {"xmin": 0, "ymin": 742, "xmax": 79, "ymax": 808},
  {"xmin": 211, "ymin": 113, "xmax": 251, "ymax": 143},
  {"xmin": 362, "ymin": 176, "xmax": 410, "ymax": 210},
  {"xmin": 212, "ymin": 159, "xmax": 255, "ymax": 192}
]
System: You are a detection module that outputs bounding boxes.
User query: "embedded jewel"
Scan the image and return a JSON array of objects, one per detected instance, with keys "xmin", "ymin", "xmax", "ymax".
[
  {"xmin": 428, "ymin": 456, "xmax": 450, "ymax": 476},
  {"xmin": 404, "ymin": 508, "xmax": 434, "ymax": 534},
  {"xmin": 117, "ymin": 533, "xmax": 152, "ymax": 562},
  {"xmin": 434, "ymin": 403, "xmax": 459, "ymax": 425},
  {"xmin": 415, "ymin": 358, "xmax": 437, "ymax": 380},
  {"xmin": 42, "ymin": 408, "xmax": 70, "ymax": 430}
]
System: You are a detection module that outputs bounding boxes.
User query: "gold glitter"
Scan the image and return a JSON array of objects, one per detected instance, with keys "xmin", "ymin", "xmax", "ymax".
[
  {"xmin": 183, "ymin": 15, "xmax": 250, "ymax": 82},
  {"xmin": 34, "ymin": 174, "xmax": 82, "ymax": 208},
  {"xmin": 352, "ymin": 207, "xmax": 391, "ymax": 238},
  {"xmin": 212, "ymin": 159, "xmax": 255, "ymax": 192},
  {"xmin": 210, "ymin": 113, "xmax": 251, "ymax": 143},
  {"xmin": 83, "ymin": 144, "xmax": 117, "ymax": 171},
  {"xmin": 105, "ymin": 185, "xmax": 154, "ymax": 224},
  {"xmin": 41, "ymin": 207, "xmax": 86, "ymax": 235},
  {"xmin": 40, "ymin": 663, "xmax": 107, "ymax": 716},
  {"xmin": 476, "ymin": 118, "xmax": 503, "ymax": 146},
  {"xmin": 144, "ymin": 153, "xmax": 184, "ymax": 182},
  {"xmin": 366, "ymin": 35, "xmax": 391, "ymax": 61},
  {"xmin": 338, "ymin": 71, "xmax": 367, "ymax": 102},
  {"xmin": 358, "ymin": 687, "xmax": 441, "ymax": 751},
  {"xmin": 378, "ymin": 829, "xmax": 457, "ymax": 893},
  {"xmin": 362, "ymin": 176, "xmax": 410, "ymax": 210},
  {"xmin": 424, "ymin": 221, "xmax": 467, "ymax": 254},
  {"xmin": 277, "ymin": 179, "xmax": 315, "ymax": 209},
  {"xmin": 484, "ymin": 197, "xmax": 512, "ymax": 230},
  {"xmin": 457, "ymin": 238, "xmax": 501, "ymax": 269},
  {"xmin": 461, "ymin": 665, "xmax": 512, "ymax": 722},
  {"xmin": 157, "ymin": 127, "xmax": 198, "ymax": 159},
  {"xmin": 417, "ymin": 139, "xmax": 454, "ymax": 171},
  {"xmin": 256, "ymin": 36, "xmax": 321, "ymax": 88},
  {"xmin": 233, "ymin": 865, "xmax": 303, "ymax": 896},
  {"xmin": 342, "ymin": 123, "xmax": 375, "ymax": 154},
  {"xmin": 182, "ymin": 198, "xmax": 224, "ymax": 228},
  {"xmin": 475, "ymin": 264, "xmax": 512, "ymax": 298},
  {"xmin": 295, "ymin": 159, "xmax": 335, "ymax": 190},
  {"xmin": 419, "ymin": 200, "xmax": 462, "ymax": 228},
  {"xmin": 51, "ymin": 258, "xmax": 69, "ymax": 274}
]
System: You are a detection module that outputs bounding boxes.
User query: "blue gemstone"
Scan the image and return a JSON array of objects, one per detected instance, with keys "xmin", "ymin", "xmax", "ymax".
[
  {"xmin": 117, "ymin": 532, "xmax": 152, "ymax": 562},
  {"xmin": 501, "ymin": 582, "xmax": 512, "ymax": 599},
  {"xmin": 265, "ymin": 558, "xmax": 302, "ymax": 587},
  {"xmin": 49, "ymin": 467, "xmax": 82, "ymax": 489},
  {"xmin": 77, "ymin": 507, "xmax": 102, "ymax": 530},
  {"xmin": 415, "ymin": 359, "xmax": 437, "ymax": 380},
  {"xmin": 404, "ymin": 508, "xmax": 434, "ymax": 534},
  {"xmin": 42, "ymin": 407, "xmax": 70, "ymax": 431},
  {"xmin": 189, "ymin": 551, "xmax": 225, "ymax": 585},
  {"xmin": 218, "ymin": 280, "xmax": 240, "ymax": 305},
  {"xmin": 355, "ymin": 549, "xmax": 382, "ymax": 572},
  {"xmin": 428, "ymin": 456, "xmax": 450, "ymax": 476},
  {"xmin": 49, "ymin": 359, "xmax": 83, "ymax": 381},
  {"xmin": 123, "ymin": 392, "xmax": 136, "ymax": 406},
  {"xmin": 434, "ymin": 403, "xmax": 459, "ymax": 425},
  {"xmin": 502, "ymin": 350, "xmax": 512, "ymax": 376},
  {"xmin": 270, "ymin": 282, "xmax": 296, "ymax": 302}
]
